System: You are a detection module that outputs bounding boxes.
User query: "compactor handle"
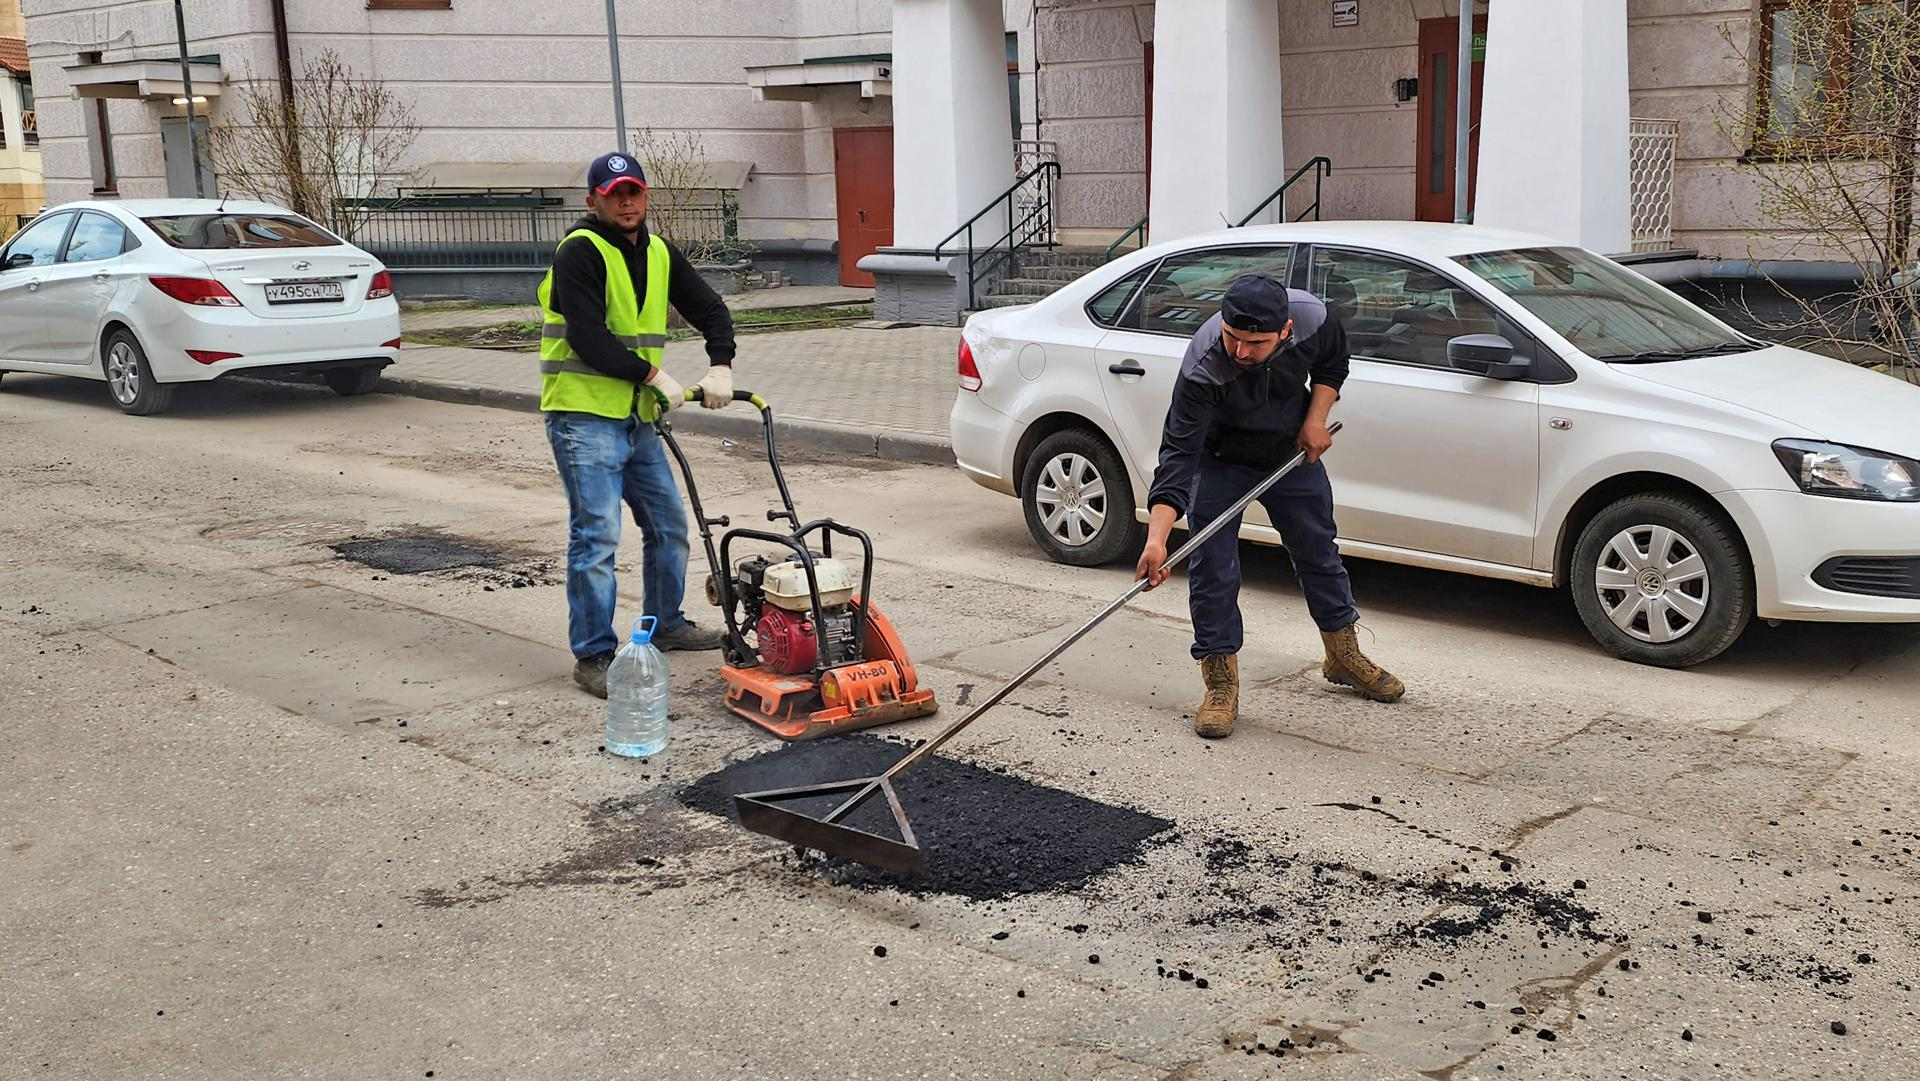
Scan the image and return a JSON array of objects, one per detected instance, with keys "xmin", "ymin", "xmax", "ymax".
[{"xmin": 686, "ymin": 387, "xmax": 770, "ymax": 410}]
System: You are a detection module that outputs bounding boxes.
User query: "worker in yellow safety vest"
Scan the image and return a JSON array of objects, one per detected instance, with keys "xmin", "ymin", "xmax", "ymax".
[{"xmin": 537, "ymin": 151, "xmax": 737, "ymax": 699}]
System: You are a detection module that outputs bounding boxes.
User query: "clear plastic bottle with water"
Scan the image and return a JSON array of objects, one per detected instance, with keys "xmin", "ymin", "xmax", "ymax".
[{"xmin": 606, "ymin": 616, "xmax": 670, "ymax": 758}]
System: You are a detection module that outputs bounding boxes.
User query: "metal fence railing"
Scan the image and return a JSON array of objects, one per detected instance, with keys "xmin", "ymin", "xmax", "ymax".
[
  {"xmin": 1629, "ymin": 118, "xmax": 1679, "ymax": 253},
  {"xmin": 347, "ymin": 197, "xmax": 742, "ymax": 270}
]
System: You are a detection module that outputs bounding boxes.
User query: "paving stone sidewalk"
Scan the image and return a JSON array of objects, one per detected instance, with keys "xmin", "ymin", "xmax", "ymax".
[
  {"xmin": 401, "ymin": 285, "xmax": 875, "ymax": 334},
  {"xmin": 381, "ymin": 323, "xmax": 961, "ymax": 462}
]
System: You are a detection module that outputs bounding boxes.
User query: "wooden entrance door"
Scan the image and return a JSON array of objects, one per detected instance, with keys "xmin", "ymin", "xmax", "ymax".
[
  {"xmin": 1414, "ymin": 16, "xmax": 1486, "ymax": 222},
  {"xmin": 833, "ymin": 127, "xmax": 894, "ymax": 287}
]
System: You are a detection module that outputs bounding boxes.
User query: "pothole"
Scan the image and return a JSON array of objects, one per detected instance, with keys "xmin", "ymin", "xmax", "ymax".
[{"xmin": 331, "ymin": 535, "xmax": 511, "ymax": 575}]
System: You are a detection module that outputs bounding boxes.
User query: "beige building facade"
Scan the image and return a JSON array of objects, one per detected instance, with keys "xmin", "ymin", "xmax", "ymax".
[{"xmin": 1, "ymin": 0, "xmax": 43, "ymax": 234}]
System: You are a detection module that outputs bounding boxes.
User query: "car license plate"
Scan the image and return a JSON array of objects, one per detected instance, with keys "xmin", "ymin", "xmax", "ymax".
[{"xmin": 264, "ymin": 280, "xmax": 344, "ymax": 304}]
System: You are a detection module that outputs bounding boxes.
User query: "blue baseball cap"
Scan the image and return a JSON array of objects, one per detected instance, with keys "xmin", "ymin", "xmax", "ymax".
[{"xmin": 587, "ymin": 152, "xmax": 648, "ymax": 194}]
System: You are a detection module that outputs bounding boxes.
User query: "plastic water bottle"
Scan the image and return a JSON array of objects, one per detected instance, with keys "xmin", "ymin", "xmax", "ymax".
[{"xmin": 606, "ymin": 616, "xmax": 670, "ymax": 758}]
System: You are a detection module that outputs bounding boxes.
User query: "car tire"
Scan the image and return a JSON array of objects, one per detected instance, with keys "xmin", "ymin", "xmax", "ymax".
[
  {"xmin": 1569, "ymin": 493, "xmax": 1752, "ymax": 668},
  {"xmin": 324, "ymin": 365, "xmax": 384, "ymax": 397},
  {"xmin": 1021, "ymin": 428, "xmax": 1145, "ymax": 567},
  {"xmin": 102, "ymin": 329, "xmax": 176, "ymax": 417}
]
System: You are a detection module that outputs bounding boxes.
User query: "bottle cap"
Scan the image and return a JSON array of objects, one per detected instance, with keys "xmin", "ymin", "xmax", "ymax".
[{"xmin": 631, "ymin": 615, "xmax": 657, "ymax": 645}]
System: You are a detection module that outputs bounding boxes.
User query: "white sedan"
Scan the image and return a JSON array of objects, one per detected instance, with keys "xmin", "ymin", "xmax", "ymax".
[
  {"xmin": 951, "ymin": 221, "xmax": 1920, "ymax": 667},
  {"xmin": 0, "ymin": 199, "xmax": 401, "ymax": 415}
]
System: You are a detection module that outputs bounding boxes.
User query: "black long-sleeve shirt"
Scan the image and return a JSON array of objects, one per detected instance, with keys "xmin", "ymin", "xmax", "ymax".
[
  {"xmin": 548, "ymin": 215, "xmax": 736, "ymax": 383},
  {"xmin": 1146, "ymin": 291, "xmax": 1350, "ymax": 516}
]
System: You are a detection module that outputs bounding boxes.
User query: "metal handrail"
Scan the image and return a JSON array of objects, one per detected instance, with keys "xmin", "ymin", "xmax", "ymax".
[
  {"xmin": 1233, "ymin": 156, "xmax": 1333, "ymax": 227},
  {"xmin": 1104, "ymin": 214, "xmax": 1148, "ymax": 261},
  {"xmin": 933, "ymin": 160, "xmax": 1061, "ymax": 310}
]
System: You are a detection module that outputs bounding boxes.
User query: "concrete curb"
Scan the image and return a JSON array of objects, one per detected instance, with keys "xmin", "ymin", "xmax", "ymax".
[{"xmin": 376, "ymin": 374, "xmax": 954, "ymax": 466}]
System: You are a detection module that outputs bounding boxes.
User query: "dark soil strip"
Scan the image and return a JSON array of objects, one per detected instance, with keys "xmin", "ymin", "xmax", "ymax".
[{"xmin": 680, "ymin": 734, "xmax": 1174, "ymax": 901}]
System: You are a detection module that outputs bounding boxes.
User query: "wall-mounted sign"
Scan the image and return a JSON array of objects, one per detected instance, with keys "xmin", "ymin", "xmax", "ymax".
[
  {"xmin": 1471, "ymin": 31, "xmax": 1486, "ymax": 62},
  {"xmin": 1332, "ymin": 1, "xmax": 1358, "ymax": 28}
]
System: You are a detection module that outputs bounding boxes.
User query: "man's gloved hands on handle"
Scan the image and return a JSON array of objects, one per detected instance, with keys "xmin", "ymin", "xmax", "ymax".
[{"xmin": 695, "ymin": 365, "xmax": 733, "ymax": 409}]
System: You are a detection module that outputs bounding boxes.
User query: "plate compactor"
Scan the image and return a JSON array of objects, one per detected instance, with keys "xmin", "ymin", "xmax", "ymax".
[{"xmin": 658, "ymin": 387, "xmax": 938, "ymax": 740}]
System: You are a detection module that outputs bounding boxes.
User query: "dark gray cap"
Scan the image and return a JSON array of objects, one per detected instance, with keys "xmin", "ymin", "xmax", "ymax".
[{"xmin": 1220, "ymin": 273, "xmax": 1290, "ymax": 334}]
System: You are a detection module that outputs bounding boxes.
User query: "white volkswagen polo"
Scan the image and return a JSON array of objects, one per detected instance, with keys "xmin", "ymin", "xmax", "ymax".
[
  {"xmin": 951, "ymin": 221, "xmax": 1920, "ymax": 667},
  {"xmin": 0, "ymin": 199, "xmax": 401, "ymax": 415}
]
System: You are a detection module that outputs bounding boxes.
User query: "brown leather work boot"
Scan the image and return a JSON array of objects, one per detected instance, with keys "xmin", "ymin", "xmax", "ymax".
[
  {"xmin": 1194, "ymin": 654, "xmax": 1239, "ymax": 739},
  {"xmin": 1321, "ymin": 624, "xmax": 1405, "ymax": 703}
]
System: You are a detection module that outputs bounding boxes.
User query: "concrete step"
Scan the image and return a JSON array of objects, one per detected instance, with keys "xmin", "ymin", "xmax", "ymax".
[
  {"xmin": 992, "ymin": 276, "xmax": 1070, "ymax": 297},
  {"xmin": 1016, "ymin": 246, "xmax": 1112, "ymax": 269},
  {"xmin": 1008, "ymin": 264, "xmax": 1090, "ymax": 282}
]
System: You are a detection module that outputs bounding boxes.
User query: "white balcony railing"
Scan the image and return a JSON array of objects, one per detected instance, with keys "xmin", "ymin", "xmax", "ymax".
[{"xmin": 1629, "ymin": 117, "xmax": 1678, "ymax": 253}]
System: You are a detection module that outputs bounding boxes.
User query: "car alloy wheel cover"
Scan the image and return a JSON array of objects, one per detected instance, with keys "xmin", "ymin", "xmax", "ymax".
[
  {"xmin": 107, "ymin": 342, "xmax": 141, "ymax": 405},
  {"xmin": 1034, "ymin": 451, "xmax": 1108, "ymax": 548},
  {"xmin": 1593, "ymin": 524, "xmax": 1711, "ymax": 644}
]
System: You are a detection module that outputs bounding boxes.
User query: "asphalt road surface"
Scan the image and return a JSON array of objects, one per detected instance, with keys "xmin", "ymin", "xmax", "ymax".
[{"xmin": 3, "ymin": 374, "xmax": 1916, "ymax": 1080}]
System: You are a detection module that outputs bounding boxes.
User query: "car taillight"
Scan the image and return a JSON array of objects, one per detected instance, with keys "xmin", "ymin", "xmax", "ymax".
[
  {"xmin": 958, "ymin": 338, "xmax": 982, "ymax": 392},
  {"xmin": 150, "ymin": 276, "xmax": 241, "ymax": 307},
  {"xmin": 381, "ymin": 338, "xmax": 403, "ymax": 349},
  {"xmin": 367, "ymin": 271, "xmax": 394, "ymax": 300},
  {"xmin": 186, "ymin": 350, "xmax": 243, "ymax": 365}
]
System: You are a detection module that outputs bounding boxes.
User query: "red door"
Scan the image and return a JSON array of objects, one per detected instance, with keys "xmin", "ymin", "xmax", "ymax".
[
  {"xmin": 1414, "ymin": 16, "xmax": 1486, "ymax": 222},
  {"xmin": 834, "ymin": 127, "xmax": 894, "ymax": 287}
]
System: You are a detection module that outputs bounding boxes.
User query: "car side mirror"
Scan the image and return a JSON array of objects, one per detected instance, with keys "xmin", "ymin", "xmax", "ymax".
[
  {"xmin": 2, "ymin": 252, "xmax": 31, "ymax": 271},
  {"xmin": 1448, "ymin": 334, "xmax": 1531, "ymax": 380}
]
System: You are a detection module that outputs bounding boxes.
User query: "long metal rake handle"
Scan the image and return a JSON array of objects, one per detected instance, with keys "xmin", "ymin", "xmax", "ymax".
[{"xmin": 822, "ymin": 421, "xmax": 1343, "ymax": 825}]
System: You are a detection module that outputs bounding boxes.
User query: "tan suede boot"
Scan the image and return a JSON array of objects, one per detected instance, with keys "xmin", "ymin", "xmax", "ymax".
[
  {"xmin": 1194, "ymin": 654, "xmax": 1239, "ymax": 738},
  {"xmin": 1321, "ymin": 624, "xmax": 1405, "ymax": 703}
]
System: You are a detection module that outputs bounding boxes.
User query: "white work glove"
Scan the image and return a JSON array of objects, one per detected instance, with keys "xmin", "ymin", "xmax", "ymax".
[
  {"xmin": 645, "ymin": 366, "xmax": 685, "ymax": 413},
  {"xmin": 695, "ymin": 365, "xmax": 733, "ymax": 409}
]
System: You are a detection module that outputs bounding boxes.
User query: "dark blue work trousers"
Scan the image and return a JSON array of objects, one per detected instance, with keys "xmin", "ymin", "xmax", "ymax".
[{"xmin": 1186, "ymin": 458, "xmax": 1359, "ymax": 660}]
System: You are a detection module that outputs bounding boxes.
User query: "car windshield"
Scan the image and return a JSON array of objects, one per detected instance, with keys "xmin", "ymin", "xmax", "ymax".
[
  {"xmin": 1458, "ymin": 246, "xmax": 1753, "ymax": 361},
  {"xmin": 143, "ymin": 213, "xmax": 341, "ymax": 250}
]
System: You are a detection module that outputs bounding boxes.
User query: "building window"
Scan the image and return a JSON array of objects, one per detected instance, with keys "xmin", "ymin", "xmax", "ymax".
[
  {"xmin": 1006, "ymin": 31, "xmax": 1021, "ymax": 140},
  {"xmin": 19, "ymin": 78, "xmax": 34, "ymax": 148},
  {"xmin": 1756, "ymin": 0, "xmax": 1912, "ymax": 151}
]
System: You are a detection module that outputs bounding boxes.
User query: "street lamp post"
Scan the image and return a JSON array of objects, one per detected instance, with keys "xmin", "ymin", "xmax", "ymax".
[
  {"xmin": 605, "ymin": 0, "xmax": 629, "ymax": 154},
  {"xmin": 172, "ymin": 0, "xmax": 204, "ymax": 198}
]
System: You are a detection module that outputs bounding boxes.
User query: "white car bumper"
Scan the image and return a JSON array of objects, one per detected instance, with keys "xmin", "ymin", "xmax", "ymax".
[
  {"xmin": 1722, "ymin": 488, "xmax": 1920, "ymax": 621},
  {"xmin": 136, "ymin": 299, "xmax": 402, "ymax": 384},
  {"xmin": 950, "ymin": 391, "xmax": 1021, "ymax": 496}
]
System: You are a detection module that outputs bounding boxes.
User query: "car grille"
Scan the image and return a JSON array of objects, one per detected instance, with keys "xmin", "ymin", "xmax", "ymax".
[{"xmin": 1813, "ymin": 557, "xmax": 1920, "ymax": 599}]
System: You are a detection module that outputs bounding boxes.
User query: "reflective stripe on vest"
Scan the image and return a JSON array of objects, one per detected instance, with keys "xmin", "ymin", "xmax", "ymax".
[{"xmin": 534, "ymin": 228, "xmax": 672, "ymax": 420}]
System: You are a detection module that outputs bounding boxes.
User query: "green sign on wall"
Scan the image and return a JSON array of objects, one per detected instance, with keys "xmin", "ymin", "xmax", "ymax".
[{"xmin": 1472, "ymin": 31, "xmax": 1486, "ymax": 62}]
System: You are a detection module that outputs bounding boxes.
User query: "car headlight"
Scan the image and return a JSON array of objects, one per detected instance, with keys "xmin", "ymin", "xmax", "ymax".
[{"xmin": 1772, "ymin": 439, "xmax": 1920, "ymax": 501}]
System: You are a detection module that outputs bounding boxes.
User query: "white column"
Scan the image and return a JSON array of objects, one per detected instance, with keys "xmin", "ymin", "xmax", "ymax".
[
  {"xmin": 0, "ymin": 77, "xmax": 23, "ymax": 153},
  {"xmin": 1473, "ymin": 0, "xmax": 1630, "ymax": 252},
  {"xmin": 1147, "ymin": 0, "xmax": 1285, "ymax": 244},
  {"xmin": 890, "ymin": 0, "xmax": 1015, "ymax": 250}
]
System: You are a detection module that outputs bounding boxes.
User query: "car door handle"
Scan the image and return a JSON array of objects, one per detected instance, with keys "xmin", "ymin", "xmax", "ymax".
[
  {"xmin": 1108, "ymin": 361, "xmax": 1146, "ymax": 376},
  {"xmin": 25, "ymin": 281, "xmax": 38, "ymax": 292},
  {"xmin": 93, "ymin": 272, "xmax": 111, "ymax": 283}
]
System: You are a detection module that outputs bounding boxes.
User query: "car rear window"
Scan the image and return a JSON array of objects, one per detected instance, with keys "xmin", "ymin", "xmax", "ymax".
[{"xmin": 142, "ymin": 214, "xmax": 342, "ymax": 250}]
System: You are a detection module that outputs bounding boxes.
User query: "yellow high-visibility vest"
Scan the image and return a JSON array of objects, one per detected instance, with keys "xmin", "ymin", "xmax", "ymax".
[{"xmin": 535, "ymin": 228, "xmax": 671, "ymax": 420}]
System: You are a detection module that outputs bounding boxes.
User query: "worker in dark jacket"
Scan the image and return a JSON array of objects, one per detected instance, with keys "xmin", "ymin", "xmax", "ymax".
[
  {"xmin": 1135, "ymin": 273, "xmax": 1403, "ymax": 738},
  {"xmin": 536, "ymin": 151, "xmax": 737, "ymax": 698}
]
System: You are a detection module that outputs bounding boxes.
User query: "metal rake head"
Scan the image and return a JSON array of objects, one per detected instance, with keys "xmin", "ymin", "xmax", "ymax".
[{"xmin": 732, "ymin": 776, "xmax": 922, "ymax": 875}]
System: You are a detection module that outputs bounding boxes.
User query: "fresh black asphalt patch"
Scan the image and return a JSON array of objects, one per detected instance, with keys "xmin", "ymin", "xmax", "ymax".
[
  {"xmin": 332, "ymin": 535, "xmax": 507, "ymax": 575},
  {"xmin": 680, "ymin": 734, "xmax": 1174, "ymax": 901}
]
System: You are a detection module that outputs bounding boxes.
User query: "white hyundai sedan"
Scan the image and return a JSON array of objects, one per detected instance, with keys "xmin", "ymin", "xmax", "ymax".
[
  {"xmin": 952, "ymin": 221, "xmax": 1920, "ymax": 667},
  {"xmin": 0, "ymin": 199, "xmax": 400, "ymax": 415}
]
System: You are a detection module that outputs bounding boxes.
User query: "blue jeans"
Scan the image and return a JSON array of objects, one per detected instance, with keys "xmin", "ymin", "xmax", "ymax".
[
  {"xmin": 1186, "ymin": 458, "xmax": 1359, "ymax": 659},
  {"xmin": 545, "ymin": 411, "xmax": 691, "ymax": 659}
]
